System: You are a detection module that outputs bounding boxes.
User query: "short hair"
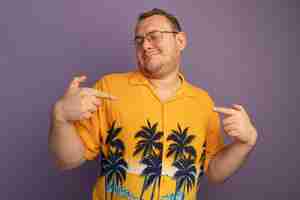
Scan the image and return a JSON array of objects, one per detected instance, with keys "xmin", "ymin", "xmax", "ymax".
[{"xmin": 137, "ymin": 8, "xmax": 182, "ymax": 32}]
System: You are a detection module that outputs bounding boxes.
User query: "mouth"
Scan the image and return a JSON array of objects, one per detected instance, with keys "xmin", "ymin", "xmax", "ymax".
[{"xmin": 143, "ymin": 51, "xmax": 160, "ymax": 60}]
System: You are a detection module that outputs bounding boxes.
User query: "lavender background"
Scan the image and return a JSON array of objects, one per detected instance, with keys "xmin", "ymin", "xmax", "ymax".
[{"xmin": 1, "ymin": 0, "xmax": 299, "ymax": 199}]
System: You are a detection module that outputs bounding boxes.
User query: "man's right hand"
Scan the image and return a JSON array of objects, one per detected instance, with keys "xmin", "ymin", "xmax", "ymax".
[{"xmin": 54, "ymin": 75, "xmax": 116, "ymax": 122}]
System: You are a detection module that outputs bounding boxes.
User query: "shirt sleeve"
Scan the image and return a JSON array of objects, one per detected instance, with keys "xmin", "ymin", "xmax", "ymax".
[
  {"xmin": 204, "ymin": 102, "xmax": 225, "ymax": 173},
  {"xmin": 72, "ymin": 78, "xmax": 109, "ymax": 160}
]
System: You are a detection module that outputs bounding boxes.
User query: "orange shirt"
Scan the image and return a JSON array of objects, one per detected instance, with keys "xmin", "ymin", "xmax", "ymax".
[{"xmin": 74, "ymin": 71, "xmax": 224, "ymax": 200}]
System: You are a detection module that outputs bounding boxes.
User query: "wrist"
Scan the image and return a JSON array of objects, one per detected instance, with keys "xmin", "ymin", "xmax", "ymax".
[
  {"xmin": 235, "ymin": 129, "xmax": 257, "ymax": 150},
  {"xmin": 246, "ymin": 127, "xmax": 258, "ymax": 147}
]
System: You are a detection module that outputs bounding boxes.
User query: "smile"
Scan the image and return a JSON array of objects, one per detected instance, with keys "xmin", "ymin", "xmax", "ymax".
[{"xmin": 144, "ymin": 52, "xmax": 160, "ymax": 59}]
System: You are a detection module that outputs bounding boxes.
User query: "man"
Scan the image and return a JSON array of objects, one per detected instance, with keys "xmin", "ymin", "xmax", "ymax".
[{"xmin": 49, "ymin": 8, "xmax": 257, "ymax": 200}]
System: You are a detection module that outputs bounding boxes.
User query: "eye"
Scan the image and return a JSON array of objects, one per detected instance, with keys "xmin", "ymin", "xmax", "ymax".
[
  {"xmin": 134, "ymin": 37, "xmax": 143, "ymax": 45},
  {"xmin": 149, "ymin": 32, "xmax": 161, "ymax": 41}
]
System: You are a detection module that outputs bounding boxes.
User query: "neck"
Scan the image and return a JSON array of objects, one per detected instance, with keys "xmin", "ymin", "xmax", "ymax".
[{"xmin": 148, "ymin": 69, "xmax": 181, "ymax": 91}]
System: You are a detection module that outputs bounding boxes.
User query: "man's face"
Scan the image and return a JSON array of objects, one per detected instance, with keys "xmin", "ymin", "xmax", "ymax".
[{"xmin": 134, "ymin": 15, "xmax": 186, "ymax": 78}]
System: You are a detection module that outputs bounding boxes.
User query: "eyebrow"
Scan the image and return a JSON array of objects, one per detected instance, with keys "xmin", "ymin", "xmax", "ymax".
[{"xmin": 134, "ymin": 30, "xmax": 160, "ymax": 38}]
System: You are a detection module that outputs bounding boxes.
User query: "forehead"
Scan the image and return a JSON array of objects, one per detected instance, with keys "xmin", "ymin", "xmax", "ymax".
[{"xmin": 135, "ymin": 15, "xmax": 173, "ymax": 35}]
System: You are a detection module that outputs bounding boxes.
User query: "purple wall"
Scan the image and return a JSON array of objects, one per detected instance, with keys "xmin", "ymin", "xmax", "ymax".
[{"xmin": 1, "ymin": 0, "xmax": 299, "ymax": 199}]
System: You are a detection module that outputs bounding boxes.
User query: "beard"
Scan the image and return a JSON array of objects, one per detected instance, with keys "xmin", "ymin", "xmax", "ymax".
[
  {"xmin": 137, "ymin": 50, "xmax": 178, "ymax": 78},
  {"xmin": 139, "ymin": 55, "xmax": 164, "ymax": 77},
  {"xmin": 145, "ymin": 59, "xmax": 162, "ymax": 73}
]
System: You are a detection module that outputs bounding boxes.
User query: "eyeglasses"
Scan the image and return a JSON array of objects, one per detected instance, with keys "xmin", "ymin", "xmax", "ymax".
[{"xmin": 134, "ymin": 30, "xmax": 178, "ymax": 47}]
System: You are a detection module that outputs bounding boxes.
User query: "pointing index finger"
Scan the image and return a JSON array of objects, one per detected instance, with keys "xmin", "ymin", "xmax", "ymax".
[
  {"xmin": 95, "ymin": 91, "xmax": 118, "ymax": 100},
  {"xmin": 213, "ymin": 106, "xmax": 236, "ymax": 115}
]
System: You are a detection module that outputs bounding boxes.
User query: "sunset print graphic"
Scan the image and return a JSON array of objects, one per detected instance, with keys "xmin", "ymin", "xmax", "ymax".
[{"xmin": 97, "ymin": 120, "xmax": 206, "ymax": 200}]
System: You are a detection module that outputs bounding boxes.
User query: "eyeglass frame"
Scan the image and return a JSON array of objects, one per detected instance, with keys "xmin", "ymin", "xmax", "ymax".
[{"xmin": 133, "ymin": 30, "xmax": 179, "ymax": 48}]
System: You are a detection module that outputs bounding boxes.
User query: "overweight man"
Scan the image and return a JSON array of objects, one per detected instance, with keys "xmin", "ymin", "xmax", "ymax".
[{"xmin": 49, "ymin": 8, "xmax": 257, "ymax": 200}]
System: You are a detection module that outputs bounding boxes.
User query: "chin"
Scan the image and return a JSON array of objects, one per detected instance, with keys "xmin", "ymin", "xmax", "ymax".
[
  {"xmin": 148, "ymin": 61, "xmax": 163, "ymax": 70},
  {"xmin": 141, "ymin": 64, "xmax": 163, "ymax": 78}
]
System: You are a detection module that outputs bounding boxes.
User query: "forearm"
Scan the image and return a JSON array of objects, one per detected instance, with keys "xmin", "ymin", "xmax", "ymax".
[
  {"xmin": 207, "ymin": 141, "xmax": 255, "ymax": 183},
  {"xmin": 48, "ymin": 103, "xmax": 86, "ymax": 170}
]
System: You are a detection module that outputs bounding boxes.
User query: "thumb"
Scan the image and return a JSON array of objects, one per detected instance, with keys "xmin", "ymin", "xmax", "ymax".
[{"xmin": 68, "ymin": 75, "xmax": 87, "ymax": 90}]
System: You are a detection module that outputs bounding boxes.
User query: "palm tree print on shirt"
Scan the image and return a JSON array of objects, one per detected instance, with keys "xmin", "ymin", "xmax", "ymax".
[
  {"xmin": 173, "ymin": 158, "xmax": 197, "ymax": 200},
  {"xmin": 133, "ymin": 120, "xmax": 163, "ymax": 200},
  {"xmin": 98, "ymin": 121, "xmax": 128, "ymax": 200},
  {"xmin": 139, "ymin": 154, "xmax": 162, "ymax": 200},
  {"xmin": 167, "ymin": 123, "xmax": 197, "ymax": 200},
  {"xmin": 166, "ymin": 124, "xmax": 197, "ymax": 161},
  {"xmin": 197, "ymin": 142, "xmax": 206, "ymax": 187},
  {"xmin": 133, "ymin": 120, "xmax": 163, "ymax": 158}
]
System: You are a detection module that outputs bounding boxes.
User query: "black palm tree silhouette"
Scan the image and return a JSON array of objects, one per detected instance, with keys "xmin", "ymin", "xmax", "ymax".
[
  {"xmin": 139, "ymin": 155, "xmax": 162, "ymax": 200},
  {"xmin": 133, "ymin": 120, "xmax": 163, "ymax": 158},
  {"xmin": 166, "ymin": 124, "xmax": 197, "ymax": 161},
  {"xmin": 173, "ymin": 158, "xmax": 197, "ymax": 200},
  {"xmin": 100, "ymin": 121, "xmax": 128, "ymax": 200},
  {"xmin": 133, "ymin": 120, "xmax": 163, "ymax": 200},
  {"xmin": 106, "ymin": 121, "xmax": 124, "ymax": 155},
  {"xmin": 197, "ymin": 142, "xmax": 206, "ymax": 187},
  {"xmin": 102, "ymin": 151, "xmax": 128, "ymax": 200}
]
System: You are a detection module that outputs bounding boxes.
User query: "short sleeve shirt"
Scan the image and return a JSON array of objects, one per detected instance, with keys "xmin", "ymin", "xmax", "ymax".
[{"xmin": 73, "ymin": 71, "xmax": 224, "ymax": 200}]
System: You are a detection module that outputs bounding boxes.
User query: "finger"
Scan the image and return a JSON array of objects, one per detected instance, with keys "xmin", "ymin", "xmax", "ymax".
[
  {"xmin": 223, "ymin": 117, "xmax": 238, "ymax": 126},
  {"xmin": 227, "ymin": 131, "xmax": 240, "ymax": 137},
  {"xmin": 81, "ymin": 98, "xmax": 97, "ymax": 112},
  {"xmin": 86, "ymin": 95, "xmax": 102, "ymax": 106},
  {"xmin": 86, "ymin": 104, "xmax": 97, "ymax": 113},
  {"xmin": 213, "ymin": 107, "xmax": 237, "ymax": 116},
  {"xmin": 233, "ymin": 104, "xmax": 248, "ymax": 114},
  {"xmin": 95, "ymin": 91, "xmax": 118, "ymax": 100},
  {"xmin": 80, "ymin": 112, "xmax": 92, "ymax": 120},
  {"xmin": 80, "ymin": 88, "xmax": 117, "ymax": 100},
  {"xmin": 69, "ymin": 75, "xmax": 87, "ymax": 90},
  {"xmin": 232, "ymin": 104, "xmax": 243, "ymax": 111},
  {"xmin": 232, "ymin": 104, "xmax": 252, "ymax": 122},
  {"xmin": 90, "ymin": 96, "xmax": 102, "ymax": 106},
  {"xmin": 79, "ymin": 88, "xmax": 101, "ymax": 98},
  {"xmin": 224, "ymin": 124, "xmax": 239, "ymax": 133}
]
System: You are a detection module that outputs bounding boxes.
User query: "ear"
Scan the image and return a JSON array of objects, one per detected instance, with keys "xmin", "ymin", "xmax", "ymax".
[{"xmin": 176, "ymin": 32, "xmax": 187, "ymax": 51}]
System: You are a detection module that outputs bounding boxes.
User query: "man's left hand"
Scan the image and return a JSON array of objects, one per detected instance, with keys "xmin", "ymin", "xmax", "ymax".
[{"xmin": 213, "ymin": 104, "xmax": 257, "ymax": 147}]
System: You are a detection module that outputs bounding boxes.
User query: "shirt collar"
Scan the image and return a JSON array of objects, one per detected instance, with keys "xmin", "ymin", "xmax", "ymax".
[{"xmin": 128, "ymin": 70, "xmax": 197, "ymax": 98}]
